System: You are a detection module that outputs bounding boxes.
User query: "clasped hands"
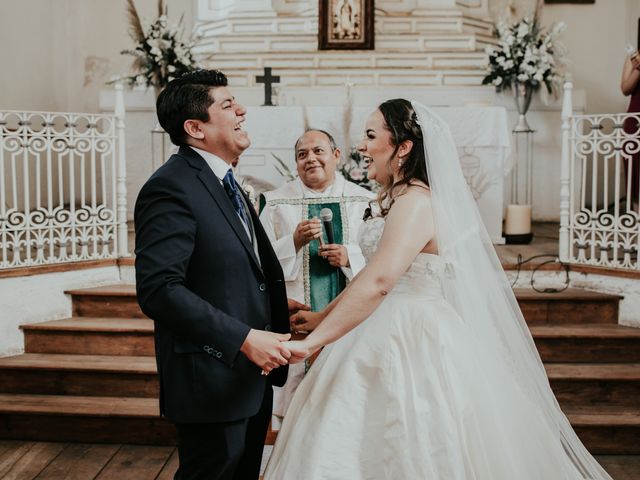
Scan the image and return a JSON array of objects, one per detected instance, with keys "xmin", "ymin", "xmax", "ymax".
[{"xmin": 240, "ymin": 298, "xmax": 322, "ymax": 375}]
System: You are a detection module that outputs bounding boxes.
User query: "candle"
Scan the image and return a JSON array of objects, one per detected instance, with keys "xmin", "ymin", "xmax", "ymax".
[{"xmin": 504, "ymin": 204, "xmax": 532, "ymax": 235}]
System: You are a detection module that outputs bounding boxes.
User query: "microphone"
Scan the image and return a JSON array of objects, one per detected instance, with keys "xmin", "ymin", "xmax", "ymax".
[{"xmin": 319, "ymin": 208, "xmax": 335, "ymax": 244}]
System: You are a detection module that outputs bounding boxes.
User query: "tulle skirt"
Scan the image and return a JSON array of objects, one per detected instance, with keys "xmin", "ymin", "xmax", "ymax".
[{"xmin": 264, "ymin": 292, "xmax": 588, "ymax": 479}]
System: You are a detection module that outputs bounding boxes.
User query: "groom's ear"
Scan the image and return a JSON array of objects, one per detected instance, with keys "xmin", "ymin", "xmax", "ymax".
[
  {"xmin": 183, "ymin": 119, "xmax": 205, "ymax": 140},
  {"xmin": 398, "ymin": 140, "xmax": 414, "ymax": 158}
]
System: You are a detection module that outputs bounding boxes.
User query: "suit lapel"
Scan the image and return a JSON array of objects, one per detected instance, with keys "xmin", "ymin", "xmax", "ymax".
[{"xmin": 180, "ymin": 147, "xmax": 262, "ymax": 272}]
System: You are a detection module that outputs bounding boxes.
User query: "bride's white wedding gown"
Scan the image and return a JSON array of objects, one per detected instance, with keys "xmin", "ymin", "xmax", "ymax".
[{"xmin": 265, "ymin": 216, "xmax": 588, "ymax": 479}]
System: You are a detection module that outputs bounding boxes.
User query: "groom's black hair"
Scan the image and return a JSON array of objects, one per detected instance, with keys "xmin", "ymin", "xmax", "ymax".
[{"xmin": 156, "ymin": 69, "xmax": 228, "ymax": 146}]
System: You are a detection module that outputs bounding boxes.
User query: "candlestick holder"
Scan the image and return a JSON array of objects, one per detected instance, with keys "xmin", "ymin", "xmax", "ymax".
[{"xmin": 505, "ymin": 127, "xmax": 535, "ymax": 244}]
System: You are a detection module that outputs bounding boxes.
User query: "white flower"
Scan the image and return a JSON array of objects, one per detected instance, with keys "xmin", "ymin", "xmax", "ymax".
[
  {"xmin": 517, "ymin": 22, "xmax": 529, "ymax": 39},
  {"xmin": 493, "ymin": 77, "xmax": 503, "ymax": 86},
  {"xmin": 517, "ymin": 73, "xmax": 529, "ymax": 82},
  {"xmin": 349, "ymin": 168, "xmax": 365, "ymax": 181},
  {"xmin": 135, "ymin": 75, "xmax": 147, "ymax": 86}
]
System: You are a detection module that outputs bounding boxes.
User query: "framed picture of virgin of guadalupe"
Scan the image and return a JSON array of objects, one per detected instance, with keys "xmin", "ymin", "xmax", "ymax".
[{"xmin": 319, "ymin": 0, "xmax": 375, "ymax": 50}]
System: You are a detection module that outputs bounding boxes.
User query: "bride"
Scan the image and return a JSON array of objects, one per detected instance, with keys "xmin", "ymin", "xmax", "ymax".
[{"xmin": 263, "ymin": 99, "xmax": 612, "ymax": 479}]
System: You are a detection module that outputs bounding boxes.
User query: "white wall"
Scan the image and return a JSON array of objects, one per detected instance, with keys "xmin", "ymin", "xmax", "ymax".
[
  {"xmin": 0, "ymin": 0, "xmax": 194, "ymax": 113},
  {"xmin": 0, "ymin": 267, "xmax": 123, "ymax": 357},
  {"xmin": 488, "ymin": 0, "xmax": 637, "ymax": 115},
  {"xmin": 541, "ymin": 0, "xmax": 631, "ymax": 114}
]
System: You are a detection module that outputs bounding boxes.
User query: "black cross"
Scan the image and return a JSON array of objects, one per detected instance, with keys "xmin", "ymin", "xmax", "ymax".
[{"xmin": 256, "ymin": 67, "xmax": 280, "ymax": 106}]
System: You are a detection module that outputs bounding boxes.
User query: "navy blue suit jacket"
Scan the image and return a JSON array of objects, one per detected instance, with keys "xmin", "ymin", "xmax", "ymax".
[{"xmin": 135, "ymin": 146, "xmax": 289, "ymax": 423}]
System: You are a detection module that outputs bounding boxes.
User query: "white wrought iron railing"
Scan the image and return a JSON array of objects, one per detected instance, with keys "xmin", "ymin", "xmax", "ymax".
[
  {"xmin": 0, "ymin": 84, "xmax": 128, "ymax": 269},
  {"xmin": 559, "ymin": 81, "xmax": 640, "ymax": 270}
]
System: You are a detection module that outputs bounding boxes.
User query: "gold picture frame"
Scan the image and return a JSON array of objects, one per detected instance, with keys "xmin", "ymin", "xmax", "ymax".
[{"xmin": 319, "ymin": 0, "xmax": 375, "ymax": 50}]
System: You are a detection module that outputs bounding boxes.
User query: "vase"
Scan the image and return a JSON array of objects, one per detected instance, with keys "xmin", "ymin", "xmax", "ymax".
[{"xmin": 513, "ymin": 82, "xmax": 534, "ymax": 132}]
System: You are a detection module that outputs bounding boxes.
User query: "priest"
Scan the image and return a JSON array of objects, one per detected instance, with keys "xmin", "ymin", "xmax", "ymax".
[{"xmin": 259, "ymin": 129, "xmax": 374, "ymax": 426}]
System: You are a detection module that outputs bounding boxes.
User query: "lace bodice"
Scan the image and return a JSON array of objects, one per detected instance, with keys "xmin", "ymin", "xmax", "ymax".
[{"xmin": 358, "ymin": 216, "xmax": 447, "ymax": 299}]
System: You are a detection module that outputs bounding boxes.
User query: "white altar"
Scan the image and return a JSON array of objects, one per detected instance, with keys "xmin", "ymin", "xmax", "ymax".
[{"xmin": 238, "ymin": 105, "xmax": 511, "ymax": 243}]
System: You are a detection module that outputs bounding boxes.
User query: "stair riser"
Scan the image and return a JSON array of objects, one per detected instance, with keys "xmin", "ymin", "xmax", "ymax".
[
  {"xmin": 24, "ymin": 332, "xmax": 155, "ymax": 356},
  {"xmin": 72, "ymin": 295, "xmax": 145, "ymax": 318},
  {"xmin": 551, "ymin": 380, "xmax": 640, "ymax": 407},
  {"xmin": 0, "ymin": 371, "xmax": 158, "ymax": 398},
  {"xmin": 574, "ymin": 426, "xmax": 640, "ymax": 455},
  {"xmin": 71, "ymin": 297, "xmax": 621, "ymax": 324},
  {"xmin": 535, "ymin": 339, "xmax": 640, "ymax": 363},
  {"xmin": 0, "ymin": 414, "xmax": 176, "ymax": 445},
  {"xmin": 519, "ymin": 301, "xmax": 618, "ymax": 325}
]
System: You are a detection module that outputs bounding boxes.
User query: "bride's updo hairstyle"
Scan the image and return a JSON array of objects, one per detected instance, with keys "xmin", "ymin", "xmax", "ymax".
[{"xmin": 376, "ymin": 98, "xmax": 429, "ymax": 217}]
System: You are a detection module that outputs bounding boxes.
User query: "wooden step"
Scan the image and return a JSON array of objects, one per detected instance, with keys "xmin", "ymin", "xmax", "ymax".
[
  {"xmin": 68, "ymin": 285, "xmax": 145, "ymax": 319},
  {"xmin": 0, "ymin": 354, "xmax": 158, "ymax": 398},
  {"xmin": 515, "ymin": 288, "xmax": 621, "ymax": 325},
  {"xmin": 0, "ymin": 394, "xmax": 175, "ymax": 445},
  {"xmin": 547, "ymin": 363, "xmax": 640, "ymax": 407},
  {"xmin": 67, "ymin": 285, "xmax": 622, "ymax": 325},
  {"xmin": 565, "ymin": 406, "xmax": 640, "ymax": 454},
  {"xmin": 532, "ymin": 324, "xmax": 640, "ymax": 363},
  {"xmin": 22, "ymin": 318, "xmax": 155, "ymax": 356}
]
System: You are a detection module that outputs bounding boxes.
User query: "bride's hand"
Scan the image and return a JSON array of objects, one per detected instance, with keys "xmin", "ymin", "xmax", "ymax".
[{"xmin": 281, "ymin": 340, "xmax": 314, "ymax": 364}]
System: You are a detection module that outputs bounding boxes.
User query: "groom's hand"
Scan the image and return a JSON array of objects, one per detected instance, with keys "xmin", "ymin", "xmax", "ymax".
[{"xmin": 240, "ymin": 330, "xmax": 292, "ymax": 373}]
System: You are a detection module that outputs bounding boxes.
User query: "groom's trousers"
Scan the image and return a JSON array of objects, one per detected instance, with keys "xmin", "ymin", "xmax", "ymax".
[{"xmin": 174, "ymin": 386, "xmax": 273, "ymax": 480}]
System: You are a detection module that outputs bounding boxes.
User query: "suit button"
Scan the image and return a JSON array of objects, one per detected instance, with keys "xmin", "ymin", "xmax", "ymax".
[
  {"xmin": 259, "ymin": 283, "xmax": 266, "ymax": 292},
  {"xmin": 216, "ymin": 352, "xmax": 222, "ymax": 359},
  {"xmin": 264, "ymin": 324, "xmax": 272, "ymax": 332}
]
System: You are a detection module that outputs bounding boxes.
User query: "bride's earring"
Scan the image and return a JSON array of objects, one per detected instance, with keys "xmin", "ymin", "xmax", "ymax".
[{"xmin": 398, "ymin": 155, "xmax": 404, "ymax": 167}]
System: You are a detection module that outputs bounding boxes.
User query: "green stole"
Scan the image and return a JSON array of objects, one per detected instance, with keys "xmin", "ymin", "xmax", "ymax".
[
  {"xmin": 260, "ymin": 189, "xmax": 371, "ymax": 374},
  {"xmin": 307, "ymin": 202, "xmax": 346, "ymax": 312}
]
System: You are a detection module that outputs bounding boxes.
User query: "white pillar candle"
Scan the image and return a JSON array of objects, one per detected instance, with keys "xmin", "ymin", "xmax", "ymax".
[{"xmin": 504, "ymin": 204, "xmax": 532, "ymax": 235}]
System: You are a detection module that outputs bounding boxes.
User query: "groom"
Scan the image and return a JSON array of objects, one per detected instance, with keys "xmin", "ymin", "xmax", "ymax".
[{"xmin": 135, "ymin": 69, "xmax": 303, "ymax": 480}]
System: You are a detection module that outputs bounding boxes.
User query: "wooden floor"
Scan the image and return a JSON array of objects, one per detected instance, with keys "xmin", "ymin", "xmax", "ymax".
[{"xmin": 0, "ymin": 441, "xmax": 638, "ymax": 479}]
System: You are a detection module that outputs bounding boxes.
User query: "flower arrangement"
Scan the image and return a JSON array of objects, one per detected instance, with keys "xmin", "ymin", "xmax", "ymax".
[
  {"xmin": 340, "ymin": 147, "xmax": 379, "ymax": 192},
  {"xmin": 482, "ymin": 13, "xmax": 565, "ymax": 94},
  {"xmin": 119, "ymin": 0, "xmax": 202, "ymax": 91}
]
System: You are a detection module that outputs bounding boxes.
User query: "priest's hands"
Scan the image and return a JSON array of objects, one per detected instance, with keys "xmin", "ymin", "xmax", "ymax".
[
  {"xmin": 288, "ymin": 298, "xmax": 310, "ymax": 315},
  {"xmin": 320, "ymin": 244, "xmax": 349, "ymax": 268},
  {"xmin": 241, "ymin": 330, "xmax": 291, "ymax": 373},
  {"xmin": 290, "ymin": 310, "xmax": 324, "ymax": 334},
  {"xmin": 293, "ymin": 218, "xmax": 322, "ymax": 251}
]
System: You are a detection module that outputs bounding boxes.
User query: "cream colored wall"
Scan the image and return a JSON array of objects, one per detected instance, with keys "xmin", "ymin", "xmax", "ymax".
[
  {"xmin": 540, "ymin": 0, "xmax": 633, "ymax": 114},
  {"xmin": 0, "ymin": 0, "xmax": 193, "ymax": 113},
  {"xmin": 489, "ymin": 0, "xmax": 636, "ymax": 114}
]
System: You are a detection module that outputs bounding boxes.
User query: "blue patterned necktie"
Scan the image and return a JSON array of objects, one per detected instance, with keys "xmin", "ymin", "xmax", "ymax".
[{"xmin": 222, "ymin": 169, "xmax": 251, "ymax": 236}]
